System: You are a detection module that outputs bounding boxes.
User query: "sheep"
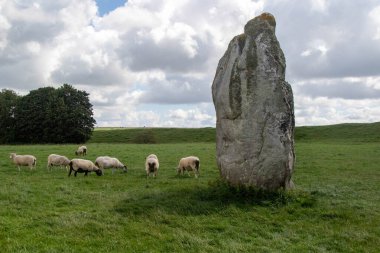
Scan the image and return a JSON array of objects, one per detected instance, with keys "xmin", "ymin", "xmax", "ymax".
[
  {"xmin": 95, "ymin": 156, "xmax": 127, "ymax": 174},
  {"xmin": 75, "ymin": 145, "xmax": 87, "ymax": 156},
  {"xmin": 9, "ymin": 153, "xmax": 37, "ymax": 171},
  {"xmin": 177, "ymin": 156, "xmax": 200, "ymax": 178},
  {"xmin": 47, "ymin": 154, "xmax": 71, "ymax": 171},
  {"xmin": 145, "ymin": 154, "xmax": 159, "ymax": 177},
  {"xmin": 68, "ymin": 158, "xmax": 103, "ymax": 177}
]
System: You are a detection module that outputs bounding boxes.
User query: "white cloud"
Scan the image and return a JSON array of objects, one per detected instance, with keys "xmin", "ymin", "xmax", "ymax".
[
  {"xmin": 0, "ymin": 14, "xmax": 11, "ymax": 50},
  {"xmin": 0, "ymin": 0, "xmax": 380, "ymax": 128},
  {"xmin": 310, "ymin": 0, "xmax": 329, "ymax": 13},
  {"xmin": 294, "ymin": 77, "xmax": 380, "ymax": 100},
  {"xmin": 166, "ymin": 107, "xmax": 214, "ymax": 127},
  {"xmin": 301, "ymin": 50, "xmax": 311, "ymax": 57},
  {"xmin": 295, "ymin": 96, "xmax": 380, "ymax": 126},
  {"xmin": 369, "ymin": 5, "xmax": 380, "ymax": 40}
]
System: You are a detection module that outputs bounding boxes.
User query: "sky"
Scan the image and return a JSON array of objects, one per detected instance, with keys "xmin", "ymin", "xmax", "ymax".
[{"xmin": 0, "ymin": 0, "xmax": 380, "ymax": 127}]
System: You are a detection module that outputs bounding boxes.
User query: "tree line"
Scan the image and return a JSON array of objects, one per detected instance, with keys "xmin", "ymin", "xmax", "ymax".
[{"xmin": 0, "ymin": 84, "xmax": 96, "ymax": 144}]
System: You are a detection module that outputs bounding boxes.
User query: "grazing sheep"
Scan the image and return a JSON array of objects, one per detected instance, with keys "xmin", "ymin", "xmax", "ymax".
[
  {"xmin": 177, "ymin": 156, "xmax": 200, "ymax": 178},
  {"xmin": 68, "ymin": 159, "xmax": 103, "ymax": 177},
  {"xmin": 47, "ymin": 154, "xmax": 71, "ymax": 171},
  {"xmin": 95, "ymin": 156, "xmax": 127, "ymax": 174},
  {"xmin": 9, "ymin": 153, "xmax": 37, "ymax": 171},
  {"xmin": 75, "ymin": 145, "xmax": 87, "ymax": 156},
  {"xmin": 145, "ymin": 154, "xmax": 159, "ymax": 177}
]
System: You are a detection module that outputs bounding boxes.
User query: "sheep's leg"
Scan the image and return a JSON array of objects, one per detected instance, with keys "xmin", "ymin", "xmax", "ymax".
[
  {"xmin": 18, "ymin": 166, "xmax": 21, "ymax": 172},
  {"xmin": 68, "ymin": 168, "xmax": 73, "ymax": 177},
  {"xmin": 74, "ymin": 171, "xmax": 78, "ymax": 177},
  {"xmin": 84, "ymin": 171, "xmax": 88, "ymax": 176}
]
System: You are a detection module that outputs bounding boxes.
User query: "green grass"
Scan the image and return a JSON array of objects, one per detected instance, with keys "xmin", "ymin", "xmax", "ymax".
[
  {"xmin": 1, "ymin": 124, "xmax": 380, "ymax": 252},
  {"xmin": 89, "ymin": 122, "xmax": 380, "ymax": 144},
  {"xmin": 295, "ymin": 122, "xmax": 380, "ymax": 143},
  {"xmin": 89, "ymin": 127, "xmax": 216, "ymax": 143}
]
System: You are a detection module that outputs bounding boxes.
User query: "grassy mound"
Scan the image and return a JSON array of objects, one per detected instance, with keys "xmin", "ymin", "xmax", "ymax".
[
  {"xmin": 295, "ymin": 122, "xmax": 380, "ymax": 143},
  {"xmin": 89, "ymin": 127, "xmax": 216, "ymax": 143},
  {"xmin": 89, "ymin": 122, "xmax": 380, "ymax": 144}
]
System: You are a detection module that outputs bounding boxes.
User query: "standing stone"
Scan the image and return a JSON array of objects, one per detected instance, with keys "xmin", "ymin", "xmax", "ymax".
[{"xmin": 211, "ymin": 13, "xmax": 295, "ymax": 190}]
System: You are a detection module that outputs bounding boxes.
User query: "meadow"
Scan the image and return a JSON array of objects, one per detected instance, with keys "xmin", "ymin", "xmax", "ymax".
[{"xmin": 0, "ymin": 124, "xmax": 379, "ymax": 252}]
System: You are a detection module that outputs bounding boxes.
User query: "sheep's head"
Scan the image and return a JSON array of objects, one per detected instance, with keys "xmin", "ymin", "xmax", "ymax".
[
  {"xmin": 123, "ymin": 165, "xmax": 128, "ymax": 173},
  {"xmin": 148, "ymin": 162, "xmax": 156, "ymax": 172},
  {"xmin": 95, "ymin": 169, "xmax": 103, "ymax": 176},
  {"xmin": 9, "ymin": 153, "xmax": 16, "ymax": 159}
]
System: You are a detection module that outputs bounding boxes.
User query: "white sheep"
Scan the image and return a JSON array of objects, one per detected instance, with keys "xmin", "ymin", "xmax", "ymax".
[
  {"xmin": 47, "ymin": 154, "xmax": 71, "ymax": 171},
  {"xmin": 145, "ymin": 154, "xmax": 159, "ymax": 177},
  {"xmin": 75, "ymin": 145, "xmax": 87, "ymax": 156},
  {"xmin": 9, "ymin": 153, "xmax": 37, "ymax": 171},
  {"xmin": 95, "ymin": 156, "xmax": 127, "ymax": 174},
  {"xmin": 68, "ymin": 158, "xmax": 103, "ymax": 177},
  {"xmin": 177, "ymin": 156, "xmax": 200, "ymax": 178}
]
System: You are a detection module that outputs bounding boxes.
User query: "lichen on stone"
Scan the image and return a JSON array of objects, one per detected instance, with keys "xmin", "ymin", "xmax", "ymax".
[
  {"xmin": 245, "ymin": 38, "xmax": 258, "ymax": 97},
  {"xmin": 229, "ymin": 59, "xmax": 242, "ymax": 119},
  {"xmin": 257, "ymin": 12, "xmax": 276, "ymax": 28},
  {"xmin": 236, "ymin": 34, "xmax": 246, "ymax": 55}
]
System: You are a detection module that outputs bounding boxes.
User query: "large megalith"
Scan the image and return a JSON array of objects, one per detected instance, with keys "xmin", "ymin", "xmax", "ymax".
[{"xmin": 211, "ymin": 13, "xmax": 295, "ymax": 190}]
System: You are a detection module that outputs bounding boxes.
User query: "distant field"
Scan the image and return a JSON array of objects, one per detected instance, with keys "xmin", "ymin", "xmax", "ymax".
[
  {"xmin": 295, "ymin": 122, "xmax": 380, "ymax": 143},
  {"xmin": 89, "ymin": 127, "xmax": 216, "ymax": 143},
  {"xmin": 90, "ymin": 122, "xmax": 380, "ymax": 143},
  {"xmin": 1, "ymin": 123, "xmax": 379, "ymax": 252}
]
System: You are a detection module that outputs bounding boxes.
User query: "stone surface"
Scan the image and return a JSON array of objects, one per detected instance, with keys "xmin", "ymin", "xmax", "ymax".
[{"xmin": 211, "ymin": 13, "xmax": 295, "ymax": 190}]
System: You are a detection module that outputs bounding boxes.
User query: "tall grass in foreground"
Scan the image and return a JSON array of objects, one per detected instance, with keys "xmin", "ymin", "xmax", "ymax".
[{"xmin": 0, "ymin": 142, "xmax": 379, "ymax": 252}]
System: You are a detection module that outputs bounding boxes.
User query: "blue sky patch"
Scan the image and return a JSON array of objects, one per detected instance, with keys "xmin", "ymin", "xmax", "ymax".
[{"xmin": 96, "ymin": 0, "xmax": 126, "ymax": 16}]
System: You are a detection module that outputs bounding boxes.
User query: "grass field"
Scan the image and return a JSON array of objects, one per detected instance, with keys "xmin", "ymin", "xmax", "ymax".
[
  {"xmin": 89, "ymin": 127, "xmax": 216, "ymax": 143},
  {"xmin": 89, "ymin": 122, "xmax": 380, "ymax": 144},
  {"xmin": 1, "ymin": 124, "xmax": 380, "ymax": 252}
]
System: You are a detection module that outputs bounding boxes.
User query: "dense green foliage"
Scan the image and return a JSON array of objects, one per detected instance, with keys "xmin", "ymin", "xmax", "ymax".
[
  {"xmin": 0, "ymin": 84, "xmax": 95, "ymax": 144},
  {"xmin": 1, "ymin": 125, "xmax": 379, "ymax": 252},
  {"xmin": 0, "ymin": 89, "xmax": 19, "ymax": 143}
]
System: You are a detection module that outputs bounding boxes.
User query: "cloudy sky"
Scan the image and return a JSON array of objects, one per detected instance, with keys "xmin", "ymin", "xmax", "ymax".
[{"xmin": 1, "ymin": 0, "xmax": 380, "ymax": 127}]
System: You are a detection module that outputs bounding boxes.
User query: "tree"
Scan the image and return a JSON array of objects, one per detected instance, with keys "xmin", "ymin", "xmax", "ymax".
[
  {"xmin": 13, "ymin": 84, "xmax": 96, "ymax": 144},
  {"xmin": 0, "ymin": 89, "xmax": 20, "ymax": 143},
  {"xmin": 56, "ymin": 84, "xmax": 96, "ymax": 143},
  {"xmin": 15, "ymin": 87, "xmax": 57, "ymax": 143}
]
